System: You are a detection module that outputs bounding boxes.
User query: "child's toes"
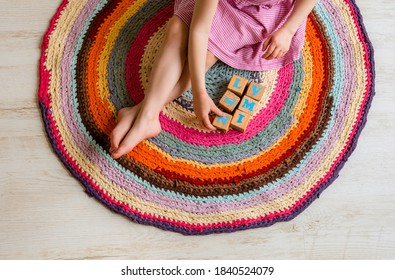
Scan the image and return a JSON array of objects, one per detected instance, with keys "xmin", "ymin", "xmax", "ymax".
[
  {"xmin": 111, "ymin": 148, "xmax": 125, "ymax": 160},
  {"xmin": 110, "ymin": 127, "xmax": 124, "ymax": 152}
]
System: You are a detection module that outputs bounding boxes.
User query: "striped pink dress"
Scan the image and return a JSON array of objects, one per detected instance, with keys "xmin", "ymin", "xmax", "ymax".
[{"xmin": 174, "ymin": 0, "xmax": 307, "ymax": 71}]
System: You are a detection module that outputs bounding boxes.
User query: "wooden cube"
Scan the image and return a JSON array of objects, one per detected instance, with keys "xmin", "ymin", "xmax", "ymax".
[
  {"xmin": 231, "ymin": 109, "xmax": 251, "ymax": 132},
  {"xmin": 218, "ymin": 90, "xmax": 241, "ymax": 113},
  {"xmin": 245, "ymin": 82, "xmax": 265, "ymax": 101},
  {"xmin": 238, "ymin": 96, "xmax": 258, "ymax": 115},
  {"xmin": 212, "ymin": 113, "xmax": 232, "ymax": 132},
  {"xmin": 227, "ymin": 74, "xmax": 248, "ymax": 96}
]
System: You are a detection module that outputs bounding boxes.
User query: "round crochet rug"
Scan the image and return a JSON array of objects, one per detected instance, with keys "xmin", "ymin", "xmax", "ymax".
[{"xmin": 38, "ymin": 0, "xmax": 375, "ymax": 235}]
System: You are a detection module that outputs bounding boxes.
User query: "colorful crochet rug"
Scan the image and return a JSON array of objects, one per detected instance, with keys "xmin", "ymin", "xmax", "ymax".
[{"xmin": 38, "ymin": 0, "xmax": 375, "ymax": 235}]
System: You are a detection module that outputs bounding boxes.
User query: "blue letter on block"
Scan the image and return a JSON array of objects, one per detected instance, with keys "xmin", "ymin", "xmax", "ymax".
[
  {"xmin": 224, "ymin": 97, "xmax": 237, "ymax": 107},
  {"xmin": 216, "ymin": 115, "xmax": 230, "ymax": 125},
  {"xmin": 251, "ymin": 84, "xmax": 263, "ymax": 97},
  {"xmin": 236, "ymin": 113, "xmax": 245, "ymax": 124},
  {"xmin": 241, "ymin": 98, "xmax": 256, "ymax": 113},
  {"xmin": 233, "ymin": 78, "xmax": 242, "ymax": 89}
]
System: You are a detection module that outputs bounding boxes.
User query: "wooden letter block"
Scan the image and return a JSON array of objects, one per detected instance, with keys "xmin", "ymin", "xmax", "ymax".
[
  {"xmin": 227, "ymin": 74, "xmax": 248, "ymax": 96},
  {"xmin": 231, "ymin": 109, "xmax": 251, "ymax": 132},
  {"xmin": 218, "ymin": 90, "xmax": 241, "ymax": 113},
  {"xmin": 245, "ymin": 82, "xmax": 265, "ymax": 101},
  {"xmin": 238, "ymin": 96, "xmax": 258, "ymax": 115},
  {"xmin": 212, "ymin": 113, "xmax": 232, "ymax": 132}
]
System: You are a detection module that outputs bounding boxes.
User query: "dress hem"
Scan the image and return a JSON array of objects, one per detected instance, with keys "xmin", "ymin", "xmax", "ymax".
[{"xmin": 207, "ymin": 40, "xmax": 301, "ymax": 71}]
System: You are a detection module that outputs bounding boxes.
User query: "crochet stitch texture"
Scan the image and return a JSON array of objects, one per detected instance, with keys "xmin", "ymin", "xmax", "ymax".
[{"xmin": 38, "ymin": 0, "xmax": 375, "ymax": 235}]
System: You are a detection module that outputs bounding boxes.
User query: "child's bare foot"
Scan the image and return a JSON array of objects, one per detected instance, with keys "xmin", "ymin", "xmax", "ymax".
[
  {"xmin": 110, "ymin": 105, "xmax": 141, "ymax": 154},
  {"xmin": 111, "ymin": 112, "xmax": 161, "ymax": 159}
]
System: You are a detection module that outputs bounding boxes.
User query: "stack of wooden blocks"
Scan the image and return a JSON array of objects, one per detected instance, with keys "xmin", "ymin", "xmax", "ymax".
[{"xmin": 212, "ymin": 74, "xmax": 265, "ymax": 132}]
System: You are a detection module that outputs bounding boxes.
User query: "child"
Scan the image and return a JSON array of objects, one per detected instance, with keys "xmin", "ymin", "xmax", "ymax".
[{"xmin": 109, "ymin": 0, "xmax": 318, "ymax": 159}]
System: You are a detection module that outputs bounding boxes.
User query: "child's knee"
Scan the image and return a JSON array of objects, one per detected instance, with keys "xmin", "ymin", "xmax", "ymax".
[
  {"xmin": 165, "ymin": 16, "xmax": 188, "ymax": 43},
  {"xmin": 168, "ymin": 16, "xmax": 187, "ymax": 32}
]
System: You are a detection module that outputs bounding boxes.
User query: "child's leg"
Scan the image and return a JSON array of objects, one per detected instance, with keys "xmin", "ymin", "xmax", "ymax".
[
  {"xmin": 110, "ymin": 17, "xmax": 218, "ymax": 159},
  {"xmin": 110, "ymin": 51, "xmax": 217, "ymax": 159},
  {"xmin": 109, "ymin": 16, "xmax": 188, "ymax": 157},
  {"xmin": 139, "ymin": 16, "xmax": 190, "ymax": 117}
]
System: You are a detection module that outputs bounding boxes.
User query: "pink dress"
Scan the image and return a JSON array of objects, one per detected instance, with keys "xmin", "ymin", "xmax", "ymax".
[{"xmin": 173, "ymin": 0, "xmax": 307, "ymax": 71}]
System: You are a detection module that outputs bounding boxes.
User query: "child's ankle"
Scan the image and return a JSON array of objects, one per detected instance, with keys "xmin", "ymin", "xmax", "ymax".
[{"xmin": 139, "ymin": 107, "xmax": 160, "ymax": 121}]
